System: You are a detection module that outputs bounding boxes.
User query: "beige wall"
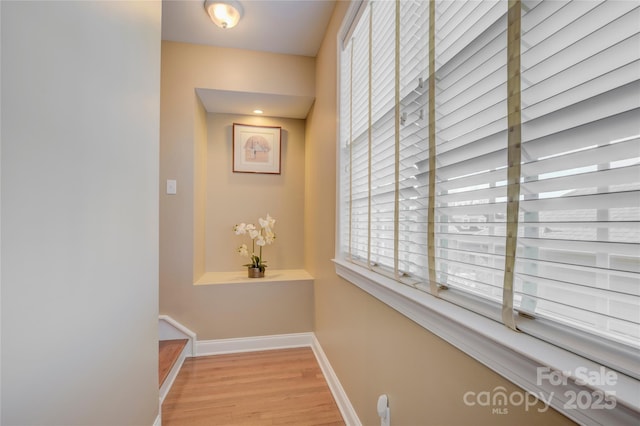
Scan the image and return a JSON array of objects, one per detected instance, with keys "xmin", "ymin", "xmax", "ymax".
[
  {"xmin": 1, "ymin": 1, "xmax": 160, "ymax": 424},
  {"xmin": 160, "ymin": 42, "xmax": 314, "ymax": 339},
  {"xmin": 205, "ymin": 114, "xmax": 306, "ymax": 272},
  {"xmin": 305, "ymin": 2, "xmax": 574, "ymax": 425}
]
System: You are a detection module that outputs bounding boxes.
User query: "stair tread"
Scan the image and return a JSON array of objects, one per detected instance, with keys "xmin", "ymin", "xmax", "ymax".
[{"xmin": 159, "ymin": 339, "xmax": 188, "ymax": 388}]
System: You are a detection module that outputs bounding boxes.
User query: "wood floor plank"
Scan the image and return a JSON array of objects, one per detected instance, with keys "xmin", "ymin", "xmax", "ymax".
[
  {"xmin": 162, "ymin": 347, "xmax": 345, "ymax": 426},
  {"xmin": 159, "ymin": 339, "xmax": 189, "ymax": 387}
]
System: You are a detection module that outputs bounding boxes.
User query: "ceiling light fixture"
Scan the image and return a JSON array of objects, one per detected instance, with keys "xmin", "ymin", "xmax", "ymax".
[
  {"xmin": 253, "ymin": 109, "xmax": 264, "ymax": 114},
  {"xmin": 204, "ymin": 0, "xmax": 244, "ymax": 29}
]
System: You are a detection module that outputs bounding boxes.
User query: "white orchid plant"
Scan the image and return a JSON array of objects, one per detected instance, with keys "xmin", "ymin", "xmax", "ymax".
[{"xmin": 233, "ymin": 214, "xmax": 276, "ymax": 272}]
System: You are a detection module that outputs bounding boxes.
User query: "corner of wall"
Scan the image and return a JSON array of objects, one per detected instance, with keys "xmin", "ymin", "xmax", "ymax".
[{"xmin": 193, "ymin": 94, "xmax": 208, "ymax": 282}]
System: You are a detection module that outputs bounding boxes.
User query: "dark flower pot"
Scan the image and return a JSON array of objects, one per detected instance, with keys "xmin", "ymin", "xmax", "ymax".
[{"xmin": 248, "ymin": 267, "xmax": 265, "ymax": 278}]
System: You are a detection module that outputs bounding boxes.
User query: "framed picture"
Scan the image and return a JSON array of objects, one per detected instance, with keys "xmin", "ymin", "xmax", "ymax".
[{"xmin": 233, "ymin": 123, "xmax": 282, "ymax": 174}]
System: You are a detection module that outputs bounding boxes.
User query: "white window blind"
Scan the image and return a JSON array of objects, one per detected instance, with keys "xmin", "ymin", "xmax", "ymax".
[
  {"xmin": 515, "ymin": 0, "xmax": 640, "ymax": 348},
  {"xmin": 433, "ymin": 0, "xmax": 509, "ymax": 306},
  {"xmin": 348, "ymin": 5, "xmax": 371, "ymax": 264},
  {"xmin": 398, "ymin": 0, "xmax": 430, "ymax": 281},
  {"xmin": 339, "ymin": 33, "xmax": 352, "ymax": 258},
  {"xmin": 338, "ymin": 0, "xmax": 639, "ymax": 374},
  {"xmin": 371, "ymin": 0, "xmax": 397, "ymax": 270}
]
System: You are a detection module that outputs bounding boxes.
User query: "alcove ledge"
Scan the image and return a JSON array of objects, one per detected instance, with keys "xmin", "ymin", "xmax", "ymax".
[{"xmin": 194, "ymin": 269, "xmax": 313, "ymax": 286}]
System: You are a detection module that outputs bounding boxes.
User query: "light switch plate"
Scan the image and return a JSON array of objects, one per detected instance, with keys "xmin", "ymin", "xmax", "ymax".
[{"xmin": 166, "ymin": 179, "xmax": 177, "ymax": 195}]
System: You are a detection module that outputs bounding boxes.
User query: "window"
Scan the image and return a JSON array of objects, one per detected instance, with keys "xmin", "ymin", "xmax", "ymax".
[{"xmin": 338, "ymin": 0, "xmax": 639, "ymax": 420}]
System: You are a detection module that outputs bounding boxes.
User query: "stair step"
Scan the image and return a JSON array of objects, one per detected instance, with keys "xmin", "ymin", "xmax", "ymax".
[{"xmin": 159, "ymin": 339, "xmax": 188, "ymax": 388}]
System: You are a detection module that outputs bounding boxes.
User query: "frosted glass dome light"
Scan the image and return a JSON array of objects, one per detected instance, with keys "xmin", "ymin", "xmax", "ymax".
[{"xmin": 204, "ymin": 0, "xmax": 243, "ymax": 29}]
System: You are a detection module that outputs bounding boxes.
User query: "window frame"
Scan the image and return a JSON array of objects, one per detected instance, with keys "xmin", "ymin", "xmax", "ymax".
[{"xmin": 334, "ymin": 1, "xmax": 640, "ymax": 423}]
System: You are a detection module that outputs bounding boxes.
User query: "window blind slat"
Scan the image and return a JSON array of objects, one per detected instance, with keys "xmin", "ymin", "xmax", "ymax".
[
  {"xmin": 436, "ymin": 233, "xmax": 506, "ymax": 246},
  {"xmin": 517, "ymin": 237, "xmax": 639, "ymax": 263},
  {"xmin": 515, "ymin": 258, "xmax": 640, "ymax": 291},
  {"xmin": 437, "ymin": 148, "xmax": 506, "ymax": 179},
  {"xmin": 437, "ymin": 201, "xmax": 507, "ymax": 216},
  {"xmin": 522, "ymin": 137, "xmax": 639, "ymax": 178},
  {"xmin": 521, "ymin": 165, "xmax": 640, "ymax": 197}
]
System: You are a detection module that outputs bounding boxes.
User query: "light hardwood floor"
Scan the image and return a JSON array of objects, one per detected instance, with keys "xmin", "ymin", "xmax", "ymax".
[
  {"xmin": 162, "ymin": 347, "xmax": 345, "ymax": 426},
  {"xmin": 159, "ymin": 339, "xmax": 189, "ymax": 387}
]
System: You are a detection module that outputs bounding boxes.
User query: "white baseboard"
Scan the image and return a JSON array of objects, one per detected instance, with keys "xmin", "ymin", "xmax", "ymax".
[
  {"xmin": 153, "ymin": 412, "xmax": 161, "ymax": 426},
  {"xmin": 310, "ymin": 335, "xmax": 362, "ymax": 426},
  {"xmin": 196, "ymin": 332, "xmax": 315, "ymax": 356}
]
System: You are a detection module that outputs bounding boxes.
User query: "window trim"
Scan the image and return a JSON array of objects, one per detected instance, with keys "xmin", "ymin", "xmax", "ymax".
[{"xmin": 333, "ymin": 258, "xmax": 640, "ymax": 424}]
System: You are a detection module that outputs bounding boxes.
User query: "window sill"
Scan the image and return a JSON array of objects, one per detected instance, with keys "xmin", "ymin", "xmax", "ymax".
[
  {"xmin": 194, "ymin": 269, "xmax": 313, "ymax": 286},
  {"xmin": 333, "ymin": 258, "xmax": 639, "ymax": 425}
]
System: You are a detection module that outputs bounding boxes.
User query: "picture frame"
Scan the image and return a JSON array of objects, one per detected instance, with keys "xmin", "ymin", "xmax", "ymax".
[{"xmin": 232, "ymin": 123, "xmax": 282, "ymax": 174}]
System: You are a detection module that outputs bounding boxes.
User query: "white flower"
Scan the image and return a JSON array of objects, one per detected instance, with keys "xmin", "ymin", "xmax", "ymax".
[
  {"xmin": 233, "ymin": 223, "xmax": 247, "ymax": 235},
  {"xmin": 245, "ymin": 224, "xmax": 259, "ymax": 239},
  {"xmin": 259, "ymin": 214, "xmax": 276, "ymax": 229},
  {"xmin": 237, "ymin": 244, "xmax": 249, "ymax": 257},
  {"xmin": 233, "ymin": 215, "xmax": 276, "ymax": 270},
  {"xmin": 264, "ymin": 229, "xmax": 276, "ymax": 245}
]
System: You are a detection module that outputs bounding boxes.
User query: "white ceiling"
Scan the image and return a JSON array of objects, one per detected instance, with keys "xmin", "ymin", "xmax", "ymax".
[
  {"xmin": 162, "ymin": 0, "xmax": 337, "ymax": 119},
  {"xmin": 162, "ymin": 0, "xmax": 336, "ymax": 57}
]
